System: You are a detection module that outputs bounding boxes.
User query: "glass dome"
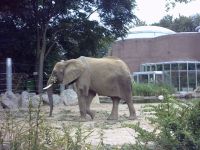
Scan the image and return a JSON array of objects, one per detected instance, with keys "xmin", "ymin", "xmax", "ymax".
[{"xmin": 124, "ymin": 26, "xmax": 176, "ymax": 39}]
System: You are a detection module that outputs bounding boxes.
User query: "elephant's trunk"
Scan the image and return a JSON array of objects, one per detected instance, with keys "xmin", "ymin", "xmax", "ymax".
[
  {"xmin": 47, "ymin": 86, "xmax": 53, "ymax": 117},
  {"xmin": 43, "ymin": 75, "xmax": 57, "ymax": 117}
]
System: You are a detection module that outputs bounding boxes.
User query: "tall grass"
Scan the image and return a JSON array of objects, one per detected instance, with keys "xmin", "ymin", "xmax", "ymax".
[
  {"xmin": 123, "ymin": 95, "xmax": 200, "ymax": 150},
  {"xmin": 0, "ymin": 97, "xmax": 94, "ymax": 150},
  {"xmin": 132, "ymin": 83, "xmax": 174, "ymax": 96}
]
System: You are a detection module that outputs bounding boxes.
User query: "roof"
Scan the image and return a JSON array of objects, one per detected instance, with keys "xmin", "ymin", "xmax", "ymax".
[
  {"xmin": 124, "ymin": 26, "xmax": 176, "ymax": 39},
  {"xmin": 142, "ymin": 60, "xmax": 200, "ymax": 66}
]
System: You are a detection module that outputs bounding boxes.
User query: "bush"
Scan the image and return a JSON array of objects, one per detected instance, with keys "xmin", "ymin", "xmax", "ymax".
[
  {"xmin": 0, "ymin": 98, "xmax": 93, "ymax": 150},
  {"xmin": 124, "ymin": 95, "xmax": 200, "ymax": 150},
  {"xmin": 132, "ymin": 83, "xmax": 174, "ymax": 96}
]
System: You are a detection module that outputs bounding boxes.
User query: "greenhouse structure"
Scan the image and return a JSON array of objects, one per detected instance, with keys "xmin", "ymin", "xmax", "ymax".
[{"xmin": 133, "ymin": 61, "xmax": 200, "ymax": 92}]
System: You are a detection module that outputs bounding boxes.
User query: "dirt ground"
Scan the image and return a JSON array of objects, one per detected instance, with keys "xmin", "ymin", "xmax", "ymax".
[{"xmin": 41, "ymin": 102, "xmax": 155, "ymax": 146}]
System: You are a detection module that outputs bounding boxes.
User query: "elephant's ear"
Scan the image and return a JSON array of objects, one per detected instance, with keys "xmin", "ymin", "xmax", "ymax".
[{"xmin": 63, "ymin": 60, "xmax": 85, "ymax": 85}]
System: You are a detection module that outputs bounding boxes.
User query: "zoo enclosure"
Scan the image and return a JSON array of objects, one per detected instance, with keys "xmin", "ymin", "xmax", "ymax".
[{"xmin": 0, "ymin": 59, "xmax": 54, "ymax": 93}]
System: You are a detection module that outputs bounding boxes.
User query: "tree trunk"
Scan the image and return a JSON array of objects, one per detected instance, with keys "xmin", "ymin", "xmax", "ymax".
[
  {"xmin": 34, "ymin": 27, "xmax": 40, "ymax": 92},
  {"xmin": 38, "ymin": 50, "xmax": 45, "ymax": 94},
  {"xmin": 37, "ymin": 24, "xmax": 48, "ymax": 94}
]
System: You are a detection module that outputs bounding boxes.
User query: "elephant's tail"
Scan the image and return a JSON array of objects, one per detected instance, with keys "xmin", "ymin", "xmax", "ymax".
[{"xmin": 130, "ymin": 77, "xmax": 134, "ymax": 96}]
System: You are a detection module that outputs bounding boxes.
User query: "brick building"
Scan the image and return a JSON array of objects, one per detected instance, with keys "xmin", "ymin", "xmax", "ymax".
[
  {"xmin": 111, "ymin": 26, "xmax": 200, "ymax": 73},
  {"xmin": 111, "ymin": 26, "xmax": 200, "ymax": 91}
]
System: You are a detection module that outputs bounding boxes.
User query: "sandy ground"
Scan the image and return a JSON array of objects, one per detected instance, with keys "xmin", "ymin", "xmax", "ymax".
[{"xmin": 41, "ymin": 102, "xmax": 155, "ymax": 146}]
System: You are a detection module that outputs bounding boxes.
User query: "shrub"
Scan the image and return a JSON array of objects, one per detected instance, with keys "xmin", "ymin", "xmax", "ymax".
[
  {"xmin": 0, "ymin": 97, "xmax": 93, "ymax": 150},
  {"xmin": 124, "ymin": 95, "xmax": 200, "ymax": 150},
  {"xmin": 132, "ymin": 83, "xmax": 174, "ymax": 96}
]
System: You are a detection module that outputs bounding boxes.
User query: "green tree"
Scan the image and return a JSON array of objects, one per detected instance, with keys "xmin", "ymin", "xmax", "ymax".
[
  {"xmin": 152, "ymin": 14, "xmax": 200, "ymax": 32},
  {"xmin": 172, "ymin": 15, "xmax": 195, "ymax": 32},
  {"xmin": 153, "ymin": 15, "xmax": 173, "ymax": 29},
  {"xmin": 0, "ymin": 0, "xmax": 136, "ymax": 94},
  {"xmin": 165, "ymin": 0, "xmax": 192, "ymax": 11}
]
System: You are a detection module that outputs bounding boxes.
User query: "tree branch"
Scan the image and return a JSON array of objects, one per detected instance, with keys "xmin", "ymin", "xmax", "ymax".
[
  {"xmin": 86, "ymin": 8, "xmax": 99, "ymax": 19},
  {"xmin": 45, "ymin": 41, "xmax": 56, "ymax": 58}
]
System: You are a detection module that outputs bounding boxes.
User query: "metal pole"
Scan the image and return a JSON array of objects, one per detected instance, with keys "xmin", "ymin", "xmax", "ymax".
[{"xmin": 6, "ymin": 58, "xmax": 12, "ymax": 92}]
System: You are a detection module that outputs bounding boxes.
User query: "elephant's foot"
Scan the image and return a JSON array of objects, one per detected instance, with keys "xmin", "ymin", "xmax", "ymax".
[
  {"xmin": 107, "ymin": 115, "xmax": 118, "ymax": 120},
  {"xmin": 79, "ymin": 111, "xmax": 87, "ymax": 121},
  {"xmin": 87, "ymin": 110, "xmax": 95, "ymax": 120},
  {"xmin": 129, "ymin": 115, "xmax": 137, "ymax": 120},
  {"xmin": 79, "ymin": 116, "xmax": 87, "ymax": 122}
]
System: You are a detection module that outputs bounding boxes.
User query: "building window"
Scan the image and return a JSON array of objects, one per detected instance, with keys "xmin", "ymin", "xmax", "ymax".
[
  {"xmin": 139, "ymin": 74, "xmax": 148, "ymax": 83},
  {"xmin": 179, "ymin": 63, "xmax": 187, "ymax": 70},
  {"xmin": 147, "ymin": 65, "xmax": 151, "ymax": 71},
  {"xmin": 164, "ymin": 64, "xmax": 170, "ymax": 70},
  {"xmin": 151, "ymin": 65, "xmax": 156, "ymax": 71},
  {"xmin": 171, "ymin": 63, "xmax": 178, "ymax": 70},
  {"xmin": 138, "ymin": 61, "xmax": 200, "ymax": 92},
  {"xmin": 197, "ymin": 63, "xmax": 200, "ymax": 70},
  {"xmin": 157, "ymin": 64, "xmax": 163, "ymax": 71},
  {"xmin": 188, "ymin": 63, "xmax": 195, "ymax": 70}
]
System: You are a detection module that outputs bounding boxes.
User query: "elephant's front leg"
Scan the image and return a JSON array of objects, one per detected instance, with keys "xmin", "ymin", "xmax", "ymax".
[
  {"xmin": 86, "ymin": 91, "xmax": 96, "ymax": 119},
  {"xmin": 77, "ymin": 95, "xmax": 87, "ymax": 121}
]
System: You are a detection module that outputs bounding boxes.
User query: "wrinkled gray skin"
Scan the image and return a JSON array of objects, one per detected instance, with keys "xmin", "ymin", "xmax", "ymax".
[{"xmin": 44, "ymin": 56, "xmax": 136, "ymax": 120}]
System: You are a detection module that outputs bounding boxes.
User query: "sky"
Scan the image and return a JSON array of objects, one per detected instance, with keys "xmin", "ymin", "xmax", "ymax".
[{"xmin": 135, "ymin": 0, "xmax": 200, "ymax": 24}]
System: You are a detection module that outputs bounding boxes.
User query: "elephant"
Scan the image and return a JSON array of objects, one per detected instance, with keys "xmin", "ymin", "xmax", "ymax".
[{"xmin": 43, "ymin": 56, "xmax": 136, "ymax": 120}]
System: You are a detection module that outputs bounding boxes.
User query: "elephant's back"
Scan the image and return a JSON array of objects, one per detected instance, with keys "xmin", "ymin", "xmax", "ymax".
[
  {"xmin": 85, "ymin": 57, "xmax": 131, "ymax": 73},
  {"xmin": 84, "ymin": 57, "xmax": 132, "ymax": 99}
]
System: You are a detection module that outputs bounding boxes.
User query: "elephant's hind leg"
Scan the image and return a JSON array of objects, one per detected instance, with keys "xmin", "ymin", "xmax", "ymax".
[
  {"xmin": 107, "ymin": 97, "xmax": 120, "ymax": 120},
  {"xmin": 86, "ymin": 91, "xmax": 96, "ymax": 119},
  {"xmin": 126, "ymin": 97, "xmax": 136, "ymax": 120}
]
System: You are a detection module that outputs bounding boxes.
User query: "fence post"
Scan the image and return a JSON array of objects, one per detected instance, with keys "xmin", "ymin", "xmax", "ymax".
[{"xmin": 6, "ymin": 58, "xmax": 12, "ymax": 92}]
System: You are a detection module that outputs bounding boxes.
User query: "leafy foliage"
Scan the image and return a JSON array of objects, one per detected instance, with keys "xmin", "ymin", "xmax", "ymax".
[
  {"xmin": 165, "ymin": 0, "xmax": 192, "ymax": 11},
  {"xmin": 0, "ymin": 97, "xmax": 94, "ymax": 150},
  {"xmin": 124, "ymin": 95, "xmax": 200, "ymax": 150},
  {"xmin": 153, "ymin": 14, "xmax": 200, "ymax": 32},
  {"xmin": 0, "ymin": 0, "xmax": 136, "ymax": 62},
  {"xmin": 132, "ymin": 83, "xmax": 174, "ymax": 96},
  {"xmin": 0, "ymin": 0, "xmax": 136, "ymax": 93}
]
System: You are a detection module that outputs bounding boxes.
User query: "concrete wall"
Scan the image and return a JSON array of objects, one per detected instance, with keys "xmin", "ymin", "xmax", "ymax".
[{"xmin": 111, "ymin": 32, "xmax": 200, "ymax": 72}]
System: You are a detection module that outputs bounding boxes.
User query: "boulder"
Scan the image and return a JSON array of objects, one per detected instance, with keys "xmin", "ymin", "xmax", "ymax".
[
  {"xmin": 1, "ymin": 91, "xmax": 20, "ymax": 109},
  {"xmin": 21, "ymin": 91, "xmax": 30, "ymax": 108},
  {"xmin": 61, "ymin": 89, "xmax": 78, "ymax": 106},
  {"xmin": 42, "ymin": 94, "xmax": 61, "ymax": 106},
  {"xmin": 21, "ymin": 91, "xmax": 42, "ymax": 108},
  {"xmin": 92, "ymin": 94, "xmax": 100, "ymax": 104},
  {"xmin": 30, "ymin": 94, "xmax": 43, "ymax": 107}
]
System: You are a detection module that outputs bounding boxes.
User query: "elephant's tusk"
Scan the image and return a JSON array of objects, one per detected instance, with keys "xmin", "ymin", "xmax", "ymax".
[{"xmin": 43, "ymin": 84, "xmax": 53, "ymax": 90}]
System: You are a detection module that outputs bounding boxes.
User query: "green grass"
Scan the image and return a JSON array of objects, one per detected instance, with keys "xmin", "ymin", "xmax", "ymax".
[
  {"xmin": 123, "ymin": 96, "xmax": 200, "ymax": 150},
  {"xmin": 132, "ymin": 83, "xmax": 174, "ymax": 96}
]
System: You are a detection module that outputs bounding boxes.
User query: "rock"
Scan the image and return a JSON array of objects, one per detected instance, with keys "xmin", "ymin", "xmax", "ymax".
[
  {"xmin": 92, "ymin": 94, "xmax": 100, "ymax": 104},
  {"xmin": 30, "ymin": 95, "xmax": 43, "ymax": 107},
  {"xmin": 21, "ymin": 91, "xmax": 29, "ymax": 108},
  {"xmin": 53, "ymin": 94, "xmax": 61, "ymax": 105},
  {"xmin": 21, "ymin": 91, "xmax": 42, "ymax": 108},
  {"xmin": 0, "ymin": 143, "xmax": 10, "ymax": 150},
  {"xmin": 158, "ymin": 95, "xmax": 164, "ymax": 100},
  {"xmin": 42, "ymin": 94, "xmax": 61, "ymax": 106},
  {"xmin": 1, "ymin": 91, "xmax": 20, "ymax": 109},
  {"xmin": 42, "ymin": 94, "xmax": 49, "ymax": 105},
  {"xmin": 61, "ymin": 89, "xmax": 78, "ymax": 106}
]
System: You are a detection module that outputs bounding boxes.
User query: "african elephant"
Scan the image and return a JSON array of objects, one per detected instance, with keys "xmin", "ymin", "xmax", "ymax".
[{"xmin": 43, "ymin": 56, "xmax": 136, "ymax": 120}]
